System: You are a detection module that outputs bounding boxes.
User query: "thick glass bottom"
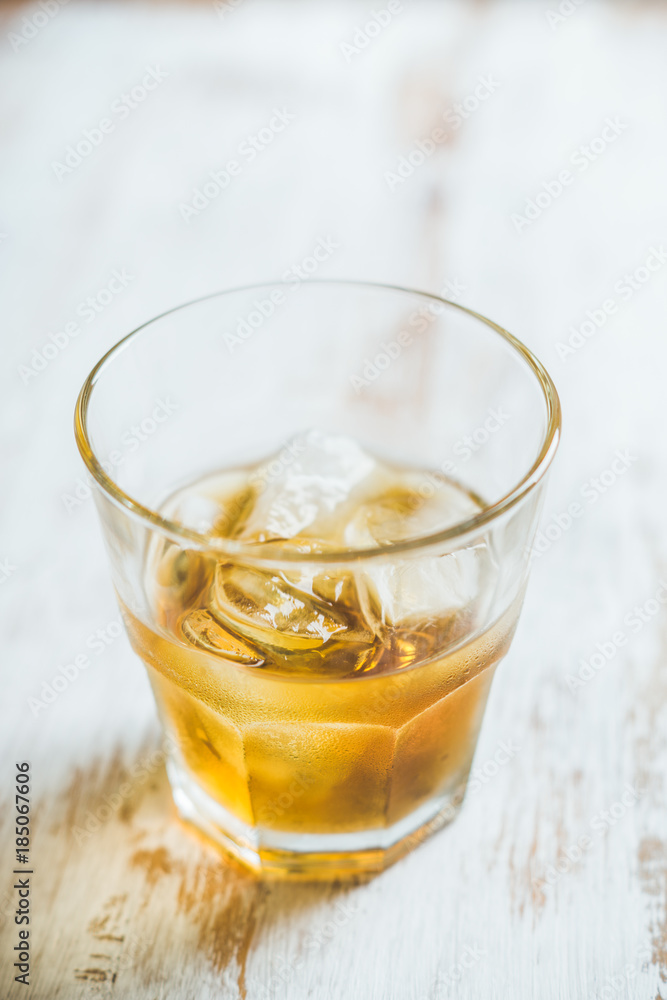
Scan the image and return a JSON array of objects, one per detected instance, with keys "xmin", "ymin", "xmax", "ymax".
[{"xmin": 167, "ymin": 757, "xmax": 467, "ymax": 880}]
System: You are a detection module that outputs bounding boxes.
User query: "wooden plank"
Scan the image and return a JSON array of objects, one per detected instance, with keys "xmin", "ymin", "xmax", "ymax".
[{"xmin": 1, "ymin": 0, "xmax": 667, "ymax": 996}]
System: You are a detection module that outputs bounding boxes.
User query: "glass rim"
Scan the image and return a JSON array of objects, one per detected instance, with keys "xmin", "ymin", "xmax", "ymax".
[{"xmin": 74, "ymin": 279, "xmax": 561, "ymax": 565}]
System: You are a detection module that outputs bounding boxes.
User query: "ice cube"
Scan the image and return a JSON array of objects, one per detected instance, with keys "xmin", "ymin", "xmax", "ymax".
[
  {"xmin": 180, "ymin": 608, "xmax": 265, "ymax": 665},
  {"xmin": 235, "ymin": 430, "xmax": 390, "ymax": 544},
  {"xmin": 153, "ymin": 545, "xmax": 214, "ymax": 629},
  {"xmin": 358, "ymin": 547, "xmax": 485, "ymax": 630},
  {"xmin": 343, "ymin": 473, "xmax": 481, "ymax": 549},
  {"xmin": 161, "ymin": 470, "xmax": 253, "ymax": 535},
  {"xmin": 342, "ymin": 471, "xmax": 489, "ymax": 631},
  {"xmin": 211, "ymin": 561, "xmax": 352, "ymax": 652},
  {"xmin": 202, "ymin": 433, "xmax": 490, "ymax": 665}
]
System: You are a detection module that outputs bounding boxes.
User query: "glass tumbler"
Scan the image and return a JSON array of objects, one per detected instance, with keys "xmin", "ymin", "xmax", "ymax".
[{"xmin": 75, "ymin": 280, "xmax": 560, "ymax": 879}]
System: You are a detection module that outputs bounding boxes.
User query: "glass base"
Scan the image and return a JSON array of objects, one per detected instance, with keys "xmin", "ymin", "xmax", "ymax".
[{"xmin": 167, "ymin": 759, "xmax": 466, "ymax": 880}]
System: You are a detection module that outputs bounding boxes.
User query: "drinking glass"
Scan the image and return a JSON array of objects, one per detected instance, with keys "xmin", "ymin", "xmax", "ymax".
[{"xmin": 75, "ymin": 280, "xmax": 560, "ymax": 879}]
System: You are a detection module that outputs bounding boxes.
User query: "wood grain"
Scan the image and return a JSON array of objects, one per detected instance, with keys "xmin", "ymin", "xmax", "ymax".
[{"xmin": 1, "ymin": 0, "xmax": 667, "ymax": 996}]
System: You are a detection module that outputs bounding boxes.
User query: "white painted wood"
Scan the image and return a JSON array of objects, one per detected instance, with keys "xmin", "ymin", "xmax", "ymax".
[{"xmin": 1, "ymin": 1, "xmax": 666, "ymax": 996}]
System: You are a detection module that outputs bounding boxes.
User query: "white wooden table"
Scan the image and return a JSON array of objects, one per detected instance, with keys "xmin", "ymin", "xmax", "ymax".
[{"xmin": 1, "ymin": 1, "xmax": 667, "ymax": 996}]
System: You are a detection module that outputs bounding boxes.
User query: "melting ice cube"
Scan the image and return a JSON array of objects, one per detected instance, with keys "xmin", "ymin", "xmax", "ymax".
[
  {"xmin": 193, "ymin": 431, "xmax": 492, "ymax": 664},
  {"xmin": 342, "ymin": 472, "xmax": 489, "ymax": 630},
  {"xmin": 181, "ymin": 608, "xmax": 265, "ymax": 665},
  {"xmin": 212, "ymin": 562, "xmax": 352, "ymax": 653},
  {"xmin": 236, "ymin": 429, "xmax": 391, "ymax": 544},
  {"xmin": 358, "ymin": 547, "xmax": 486, "ymax": 630}
]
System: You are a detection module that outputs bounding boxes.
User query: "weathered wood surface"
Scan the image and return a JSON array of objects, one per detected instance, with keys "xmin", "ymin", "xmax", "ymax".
[{"xmin": 1, "ymin": 0, "xmax": 667, "ymax": 997}]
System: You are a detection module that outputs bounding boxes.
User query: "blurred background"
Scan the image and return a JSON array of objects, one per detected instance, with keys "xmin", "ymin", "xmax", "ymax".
[{"xmin": 2, "ymin": 2, "xmax": 667, "ymax": 998}]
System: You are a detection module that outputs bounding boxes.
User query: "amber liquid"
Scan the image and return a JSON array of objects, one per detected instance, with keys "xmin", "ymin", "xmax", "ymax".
[{"xmin": 122, "ymin": 436, "xmax": 518, "ymax": 842}]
